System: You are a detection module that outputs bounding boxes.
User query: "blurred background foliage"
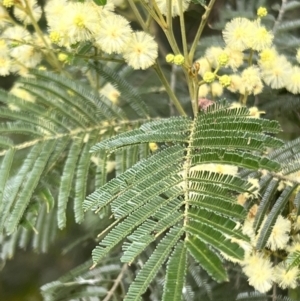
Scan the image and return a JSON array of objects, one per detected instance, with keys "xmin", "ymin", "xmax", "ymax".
[{"xmin": 1, "ymin": 0, "xmax": 300, "ymax": 300}]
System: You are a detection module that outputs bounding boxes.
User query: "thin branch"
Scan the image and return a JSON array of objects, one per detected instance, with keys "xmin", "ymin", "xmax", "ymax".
[
  {"xmin": 102, "ymin": 264, "xmax": 128, "ymax": 301},
  {"xmin": 169, "ymin": 64, "xmax": 177, "ymax": 116},
  {"xmin": 0, "ymin": 118, "xmax": 154, "ymax": 157},
  {"xmin": 178, "ymin": 0, "xmax": 188, "ymax": 59},
  {"xmin": 23, "ymin": 0, "xmax": 62, "ymax": 72},
  {"xmin": 153, "ymin": 63, "xmax": 187, "ymax": 116},
  {"xmin": 167, "ymin": 0, "xmax": 173, "ymax": 34},
  {"xmin": 128, "ymin": 0, "xmax": 147, "ymax": 31},
  {"xmin": 140, "ymin": 0, "xmax": 165, "ymax": 28},
  {"xmin": 273, "ymin": 0, "xmax": 287, "ymax": 33},
  {"xmin": 188, "ymin": 0, "xmax": 217, "ymax": 62}
]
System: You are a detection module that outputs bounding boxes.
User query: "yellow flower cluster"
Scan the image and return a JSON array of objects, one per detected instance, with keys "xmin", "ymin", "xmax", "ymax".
[
  {"xmin": 166, "ymin": 53, "xmax": 185, "ymax": 65},
  {"xmin": 233, "ymin": 170, "xmax": 300, "ymax": 294},
  {"xmin": 45, "ymin": 0, "xmax": 158, "ymax": 70},
  {"xmin": 0, "ymin": 0, "xmax": 159, "ymax": 76},
  {"xmin": 196, "ymin": 7, "xmax": 300, "ymax": 102}
]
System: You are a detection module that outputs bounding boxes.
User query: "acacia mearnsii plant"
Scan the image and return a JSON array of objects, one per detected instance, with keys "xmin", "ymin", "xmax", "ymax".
[{"xmin": 1, "ymin": 0, "xmax": 300, "ymax": 300}]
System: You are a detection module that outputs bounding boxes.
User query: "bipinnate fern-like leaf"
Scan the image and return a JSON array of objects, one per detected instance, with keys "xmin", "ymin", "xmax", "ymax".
[
  {"xmin": 256, "ymin": 184, "xmax": 297, "ymax": 250},
  {"xmin": 84, "ymin": 104, "xmax": 283, "ymax": 300},
  {"xmin": 0, "ymin": 69, "xmax": 150, "ymax": 260}
]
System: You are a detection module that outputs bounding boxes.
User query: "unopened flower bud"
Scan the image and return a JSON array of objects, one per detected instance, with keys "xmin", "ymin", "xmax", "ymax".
[
  {"xmin": 217, "ymin": 53, "xmax": 229, "ymax": 67},
  {"xmin": 166, "ymin": 53, "xmax": 174, "ymax": 63},
  {"xmin": 257, "ymin": 7, "xmax": 267, "ymax": 17},
  {"xmin": 149, "ymin": 142, "xmax": 158, "ymax": 152},
  {"xmin": 174, "ymin": 54, "xmax": 185, "ymax": 65},
  {"xmin": 58, "ymin": 53, "xmax": 68, "ymax": 62},
  {"xmin": 203, "ymin": 72, "xmax": 215, "ymax": 83},
  {"xmin": 219, "ymin": 75, "xmax": 231, "ymax": 87}
]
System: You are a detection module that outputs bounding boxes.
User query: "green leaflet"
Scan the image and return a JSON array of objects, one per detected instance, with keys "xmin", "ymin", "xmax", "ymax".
[
  {"xmin": 186, "ymin": 236, "xmax": 228, "ymax": 282},
  {"xmin": 162, "ymin": 241, "xmax": 187, "ymax": 301},
  {"xmin": 124, "ymin": 225, "xmax": 183, "ymax": 301},
  {"xmin": 84, "ymin": 103, "xmax": 284, "ymax": 298}
]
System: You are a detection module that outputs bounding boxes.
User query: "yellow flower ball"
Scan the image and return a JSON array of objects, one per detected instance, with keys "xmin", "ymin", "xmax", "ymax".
[
  {"xmin": 219, "ymin": 75, "xmax": 231, "ymax": 87},
  {"xmin": 257, "ymin": 7, "xmax": 268, "ymax": 17},
  {"xmin": 203, "ymin": 72, "xmax": 215, "ymax": 83},
  {"xmin": 149, "ymin": 142, "xmax": 158, "ymax": 152},
  {"xmin": 173, "ymin": 54, "xmax": 185, "ymax": 65},
  {"xmin": 217, "ymin": 53, "xmax": 229, "ymax": 67},
  {"xmin": 165, "ymin": 53, "xmax": 174, "ymax": 63}
]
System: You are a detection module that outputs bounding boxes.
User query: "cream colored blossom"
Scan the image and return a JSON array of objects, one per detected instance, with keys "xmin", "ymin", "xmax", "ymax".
[
  {"xmin": 95, "ymin": 14, "xmax": 132, "ymax": 54},
  {"xmin": 264, "ymin": 215, "xmax": 291, "ymax": 251},
  {"xmin": 239, "ymin": 66, "xmax": 263, "ymax": 95},
  {"xmin": 2, "ymin": 25, "xmax": 31, "ymax": 46},
  {"xmin": 260, "ymin": 55, "xmax": 292, "ymax": 89},
  {"xmin": 242, "ymin": 217, "xmax": 255, "ymax": 240},
  {"xmin": 14, "ymin": 0, "xmax": 42, "ymax": 24},
  {"xmin": 205, "ymin": 46, "xmax": 223, "ymax": 69},
  {"xmin": 196, "ymin": 57, "xmax": 211, "ymax": 77},
  {"xmin": 10, "ymin": 84, "xmax": 35, "ymax": 102},
  {"xmin": 10, "ymin": 45, "xmax": 42, "ymax": 68},
  {"xmin": 227, "ymin": 74, "xmax": 242, "ymax": 93},
  {"xmin": 0, "ymin": 55, "xmax": 11, "ymax": 76},
  {"xmin": 53, "ymin": 2, "xmax": 100, "ymax": 45},
  {"xmin": 286, "ymin": 66, "xmax": 300, "ymax": 94},
  {"xmin": 190, "ymin": 163, "xmax": 238, "ymax": 175},
  {"xmin": 224, "ymin": 47, "xmax": 244, "ymax": 71},
  {"xmin": 274, "ymin": 262, "xmax": 299, "ymax": 289},
  {"xmin": 258, "ymin": 47, "xmax": 278, "ymax": 69},
  {"xmin": 99, "ymin": 83, "xmax": 120, "ymax": 104},
  {"xmin": 123, "ymin": 32, "xmax": 158, "ymax": 70},
  {"xmin": 0, "ymin": 39, "xmax": 8, "ymax": 56},
  {"xmin": 222, "ymin": 18, "xmax": 253, "ymax": 51},
  {"xmin": 45, "ymin": 0, "xmax": 68, "ymax": 28},
  {"xmin": 242, "ymin": 253, "xmax": 274, "ymax": 293},
  {"xmin": 211, "ymin": 82, "xmax": 223, "ymax": 97},
  {"xmin": 248, "ymin": 20, "xmax": 273, "ymax": 51},
  {"xmin": 0, "ymin": 4, "xmax": 10, "ymax": 27},
  {"xmin": 248, "ymin": 107, "xmax": 265, "ymax": 118},
  {"xmin": 198, "ymin": 84, "xmax": 209, "ymax": 98}
]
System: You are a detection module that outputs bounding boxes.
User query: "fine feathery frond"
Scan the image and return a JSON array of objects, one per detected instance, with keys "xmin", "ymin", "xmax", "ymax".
[
  {"xmin": 0, "ymin": 69, "xmax": 151, "ymax": 259},
  {"xmin": 84, "ymin": 103, "xmax": 283, "ymax": 300},
  {"xmin": 256, "ymin": 184, "xmax": 297, "ymax": 250}
]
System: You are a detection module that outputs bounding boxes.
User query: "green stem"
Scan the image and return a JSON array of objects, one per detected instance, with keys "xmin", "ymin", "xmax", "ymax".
[
  {"xmin": 23, "ymin": 0, "xmax": 62, "ymax": 72},
  {"xmin": 248, "ymin": 49, "xmax": 254, "ymax": 65},
  {"xmin": 150, "ymin": 0, "xmax": 168, "ymax": 28},
  {"xmin": 153, "ymin": 63, "xmax": 187, "ymax": 116},
  {"xmin": 188, "ymin": 0, "xmax": 217, "ymax": 62},
  {"xmin": 140, "ymin": 0, "xmax": 166, "ymax": 28},
  {"xmin": 178, "ymin": 0, "xmax": 188, "ymax": 59},
  {"xmin": 191, "ymin": 77, "xmax": 199, "ymax": 116},
  {"xmin": 167, "ymin": 0, "xmax": 173, "ymax": 34},
  {"xmin": 128, "ymin": 0, "xmax": 147, "ymax": 31}
]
